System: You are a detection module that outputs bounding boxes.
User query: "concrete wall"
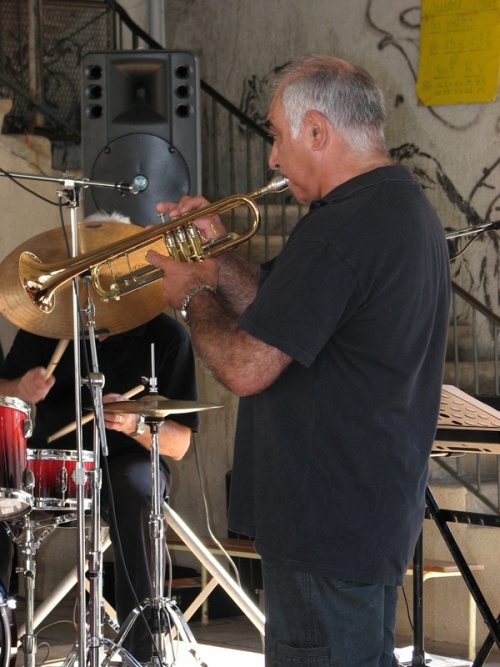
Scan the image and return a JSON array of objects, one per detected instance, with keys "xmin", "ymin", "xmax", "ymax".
[{"xmin": 0, "ymin": 99, "xmax": 71, "ymax": 351}]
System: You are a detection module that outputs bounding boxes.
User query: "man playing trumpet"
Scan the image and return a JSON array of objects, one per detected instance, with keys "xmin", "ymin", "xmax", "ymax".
[{"xmin": 147, "ymin": 55, "xmax": 451, "ymax": 666}]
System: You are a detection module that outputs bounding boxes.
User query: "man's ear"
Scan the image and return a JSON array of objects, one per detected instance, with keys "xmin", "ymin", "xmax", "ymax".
[{"xmin": 304, "ymin": 110, "xmax": 328, "ymax": 149}]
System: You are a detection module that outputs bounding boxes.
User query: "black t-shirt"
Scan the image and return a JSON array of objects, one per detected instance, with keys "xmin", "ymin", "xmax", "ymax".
[
  {"xmin": 0, "ymin": 314, "xmax": 199, "ymax": 468},
  {"xmin": 229, "ymin": 166, "xmax": 451, "ymax": 586}
]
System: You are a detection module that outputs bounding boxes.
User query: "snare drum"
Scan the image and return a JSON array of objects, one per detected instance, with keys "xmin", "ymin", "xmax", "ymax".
[
  {"xmin": 0, "ymin": 396, "xmax": 32, "ymax": 520},
  {"xmin": 27, "ymin": 449, "xmax": 93, "ymax": 511},
  {"xmin": 0, "ymin": 585, "xmax": 16, "ymax": 667}
]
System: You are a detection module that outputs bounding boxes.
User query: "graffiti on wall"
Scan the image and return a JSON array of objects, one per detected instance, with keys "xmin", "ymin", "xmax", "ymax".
[{"xmin": 239, "ymin": 0, "xmax": 500, "ymax": 306}]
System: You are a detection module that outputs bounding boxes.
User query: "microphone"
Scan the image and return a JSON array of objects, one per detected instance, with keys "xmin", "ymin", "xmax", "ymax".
[{"xmin": 116, "ymin": 181, "xmax": 140, "ymax": 195}]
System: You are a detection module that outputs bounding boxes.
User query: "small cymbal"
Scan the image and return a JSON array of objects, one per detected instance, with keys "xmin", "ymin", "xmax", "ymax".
[
  {"xmin": 0, "ymin": 221, "xmax": 168, "ymax": 339},
  {"xmin": 103, "ymin": 397, "xmax": 223, "ymax": 418}
]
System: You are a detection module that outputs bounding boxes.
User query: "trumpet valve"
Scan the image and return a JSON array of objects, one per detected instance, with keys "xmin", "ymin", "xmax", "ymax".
[
  {"xmin": 163, "ymin": 224, "xmax": 204, "ymax": 263},
  {"xmin": 186, "ymin": 223, "xmax": 204, "ymax": 260},
  {"xmin": 164, "ymin": 233, "xmax": 181, "ymax": 261}
]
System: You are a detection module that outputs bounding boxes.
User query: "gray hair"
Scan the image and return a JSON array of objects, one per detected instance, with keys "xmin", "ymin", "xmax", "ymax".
[{"xmin": 270, "ymin": 55, "xmax": 387, "ymax": 155}]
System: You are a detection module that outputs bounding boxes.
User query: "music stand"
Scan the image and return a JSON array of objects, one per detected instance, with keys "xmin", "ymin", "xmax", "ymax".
[{"xmin": 412, "ymin": 386, "xmax": 500, "ymax": 666}]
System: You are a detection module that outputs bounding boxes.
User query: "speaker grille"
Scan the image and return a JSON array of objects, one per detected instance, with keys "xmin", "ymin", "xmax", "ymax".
[{"xmin": 82, "ymin": 51, "xmax": 201, "ymax": 225}]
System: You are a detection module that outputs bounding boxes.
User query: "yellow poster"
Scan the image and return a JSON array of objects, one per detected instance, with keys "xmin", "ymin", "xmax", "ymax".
[{"xmin": 417, "ymin": 0, "xmax": 500, "ymax": 105}]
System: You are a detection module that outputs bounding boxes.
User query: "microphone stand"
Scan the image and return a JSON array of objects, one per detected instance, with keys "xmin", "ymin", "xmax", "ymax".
[
  {"xmin": 0, "ymin": 170, "xmax": 140, "ymax": 195},
  {"xmin": 62, "ymin": 182, "xmax": 87, "ymax": 667},
  {"xmin": 0, "ymin": 169, "xmax": 138, "ymax": 667},
  {"xmin": 63, "ymin": 280, "xmax": 142, "ymax": 667}
]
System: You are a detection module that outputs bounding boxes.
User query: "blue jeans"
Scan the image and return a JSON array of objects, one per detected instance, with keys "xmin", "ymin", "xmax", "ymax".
[{"xmin": 261, "ymin": 558, "xmax": 400, "ymax": 667}]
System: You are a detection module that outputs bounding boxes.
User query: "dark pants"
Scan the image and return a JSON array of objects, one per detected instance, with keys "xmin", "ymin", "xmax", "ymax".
[
  {"xmin": 101, "ymin": 451, "xmax": 168, "ymax": 663},
  {"xmin": 261, "ymin": 558, "xmax": 399, "ymax": 667}
]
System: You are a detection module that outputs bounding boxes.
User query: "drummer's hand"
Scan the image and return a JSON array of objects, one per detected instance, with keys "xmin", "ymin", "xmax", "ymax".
[
  {"xmin": 17, "ymin": 368, "xmax": 55, "ymax": 404},
  {"xmin": 146, "ymin": 251, "xmax": 219, "ymax": 311},
  {"xmin": 156, "ymin": 195, "xmax": 227, "ymax": 243},
  {"xmin": 102, "ymin": 393, "xmax": 140, "ymax": 435}
]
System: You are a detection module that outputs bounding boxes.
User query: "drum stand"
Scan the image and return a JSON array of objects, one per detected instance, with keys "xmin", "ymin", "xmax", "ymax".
[{"xmin": 5, "ymin": 511, "xmax": 77, "ymax": 667}]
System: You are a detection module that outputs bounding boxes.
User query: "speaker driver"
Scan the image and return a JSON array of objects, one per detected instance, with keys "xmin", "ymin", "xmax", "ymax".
[{"xmin": 88, "ymin": 133, "xmax": 190, "ymax": 226}]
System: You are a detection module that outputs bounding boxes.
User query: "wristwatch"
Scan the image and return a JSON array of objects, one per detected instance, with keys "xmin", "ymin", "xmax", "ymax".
[
  {"xmin": 180, "ymin": 284, "xmax": 217, "ymax": 323},
  {"xmin": 131, "ymin": 414, "xmax": 146, "ymax": 437}
]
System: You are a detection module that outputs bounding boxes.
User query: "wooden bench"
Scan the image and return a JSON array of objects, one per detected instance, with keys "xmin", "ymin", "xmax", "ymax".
[
  {"xmin": 166, "ymin": 534, "xmax": 483, "ymax": 659},
  {"xmin": 405, "ymin": 558, "xmax": 484, "ymax": 661},
  {"xmin": 166, "ymin": 534, "xmax": 260, "ymax": 625}
]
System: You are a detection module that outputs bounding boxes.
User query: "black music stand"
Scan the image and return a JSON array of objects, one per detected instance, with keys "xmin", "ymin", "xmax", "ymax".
[{"xmin": 412, "ymin": 386, "xmax": 500, "ymax": 667}]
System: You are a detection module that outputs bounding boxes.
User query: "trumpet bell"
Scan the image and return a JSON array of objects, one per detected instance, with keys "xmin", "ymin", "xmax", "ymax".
[{"xmin": 0, "ymin": 222, "xmax": 167, "ymax": 339}]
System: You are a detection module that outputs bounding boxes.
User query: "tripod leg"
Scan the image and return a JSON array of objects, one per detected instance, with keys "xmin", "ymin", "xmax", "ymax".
[
  {"xmin": 102, "ymin": 601, "xmax": 147, "ymax": 664},
  {"xmin": 411, "ymin": 531, "xmax": 426, "ymax": 666},
  {"xmin": 425, "ymin": 487, "xmax": 500, "ymax": 655},
  {"xmin": 103, "ymin": 597, "xmax": 208, "ymax": 667}
]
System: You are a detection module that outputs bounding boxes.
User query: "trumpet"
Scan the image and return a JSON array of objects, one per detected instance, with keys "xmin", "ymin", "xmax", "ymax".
[{"xmin": 19, "ymin": 176, "xmax": 289, "ymax": 313}]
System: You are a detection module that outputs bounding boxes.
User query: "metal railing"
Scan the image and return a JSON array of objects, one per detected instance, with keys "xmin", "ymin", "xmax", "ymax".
[{"xmin": 1, "ymin": 0, "xmax": 500, "ymax": 512}]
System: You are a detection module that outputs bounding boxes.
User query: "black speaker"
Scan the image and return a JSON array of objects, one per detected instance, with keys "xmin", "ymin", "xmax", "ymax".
[{"xmin": 81, "ymin": 50, "xmax": 201, "ymax": 225}]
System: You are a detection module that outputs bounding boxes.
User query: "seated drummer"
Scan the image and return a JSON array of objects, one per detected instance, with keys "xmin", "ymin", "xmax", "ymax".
[{"xmin": 0, "ymin": 218, "xmax": 200, "ymax": 662}]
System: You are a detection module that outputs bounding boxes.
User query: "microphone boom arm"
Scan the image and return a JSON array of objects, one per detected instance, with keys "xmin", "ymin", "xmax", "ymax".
[{"xmin": 446, "ymin": 220, "xmax": 500, "ymax": 240}]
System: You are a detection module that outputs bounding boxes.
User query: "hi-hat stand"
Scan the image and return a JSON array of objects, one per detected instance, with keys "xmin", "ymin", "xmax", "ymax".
[
  {"xmin": 108, "ymin": 415, "xmax": 206, "ymax": 666},
  {"xmin": 102, "ymin": 352, "xmax": 223, "ymax": 666}
]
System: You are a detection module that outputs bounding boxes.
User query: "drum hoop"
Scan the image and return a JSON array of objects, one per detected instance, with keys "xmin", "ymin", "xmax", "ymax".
[
  {"xmin": 31, "ymin": 498, "xmax": 92, "ymax": 510},
  {"xmin": 0, "ymin": 395, "xmax": 30, "ymax": 416},
  {"xmin": 27, "ymin": 449, "xmax": 93, "ymax": 461},
  {"xmin": 0, "ymin": 489, "xmax": 32, "ymax": 520}
]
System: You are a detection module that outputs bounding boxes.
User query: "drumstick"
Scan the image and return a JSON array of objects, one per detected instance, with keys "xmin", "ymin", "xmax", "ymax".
[
  {"xmin": 43, "ymin": 339, "xmax": 70, "ymax": 380},
  {"xmin": 47, "ymin": 383, "xmax": 145, "ymax": 443}
]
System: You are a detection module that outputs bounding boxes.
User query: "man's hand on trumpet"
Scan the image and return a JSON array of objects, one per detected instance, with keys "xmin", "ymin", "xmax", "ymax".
[
  {"xmin": 156, "ymin": 194, "xmax": 227, "ymax": 244},
  {"xmin": 146, "ymin": 249, "xmax": 219, "ymax": 312},
  {"xmin": 150, "ymin": 193, "xmax": 223, "ymax": 312},
  {"xmin": 151, "ymin": 193, "xmax": 260, "ymax": 320}
]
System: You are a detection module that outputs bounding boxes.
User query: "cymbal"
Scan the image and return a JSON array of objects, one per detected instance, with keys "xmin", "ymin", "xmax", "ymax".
[
  {"xmin": 0, "ymin": 221, "xmax": 168, "ymax": 339},
  {"xmin": 102, "ymin": 396, "xmax": 223, "ymax": 418}
]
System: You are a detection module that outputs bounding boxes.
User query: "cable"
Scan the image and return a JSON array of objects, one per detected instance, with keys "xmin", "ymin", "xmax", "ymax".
[
  {"xmin": 448, "ymin": 232, "xmax": 487, "ymax": 262},
  {"xmin": 191, "ymin": 433, "xmax": 242, "ymax": 588}
]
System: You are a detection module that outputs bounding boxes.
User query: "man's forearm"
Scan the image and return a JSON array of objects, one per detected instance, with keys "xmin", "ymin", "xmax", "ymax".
[
  {"xmin": 216, "ymin": 251, "xmax": 259, "ymax": 316},
  {"xmin": 185, "ymin": 288, "xmax": 291, "ymax": 397}
]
